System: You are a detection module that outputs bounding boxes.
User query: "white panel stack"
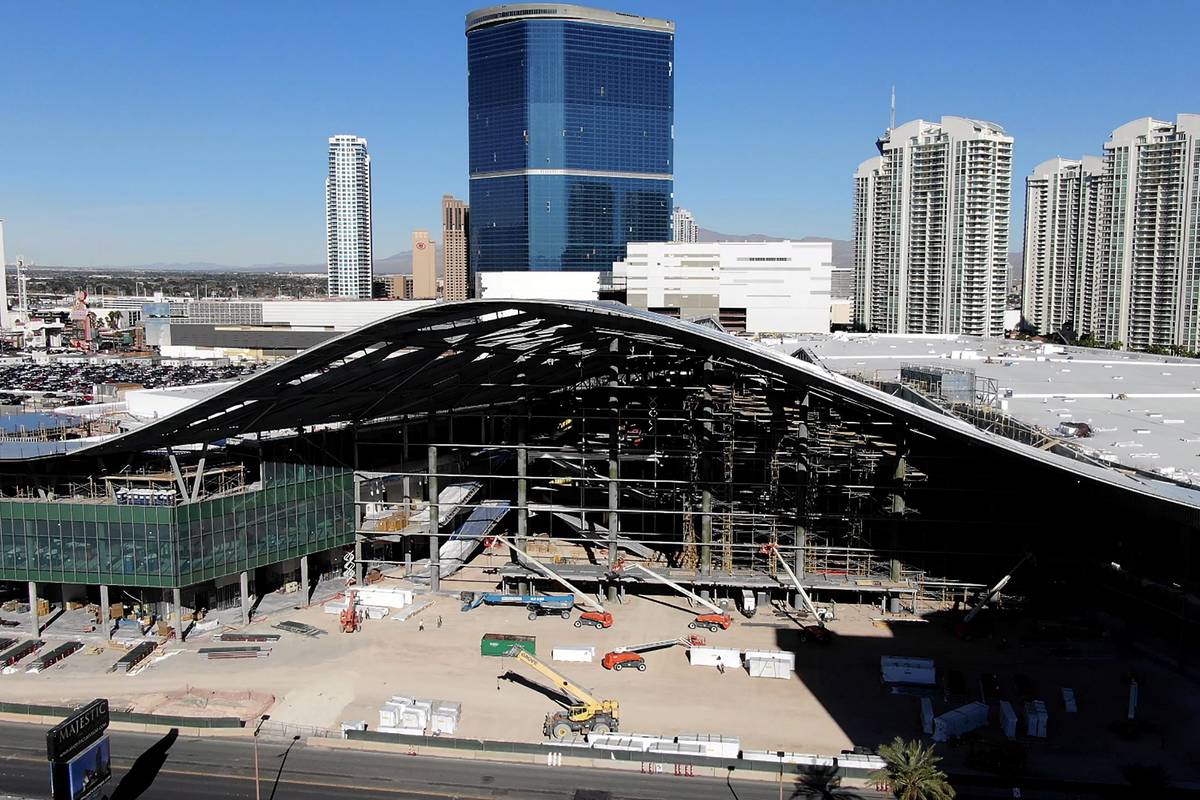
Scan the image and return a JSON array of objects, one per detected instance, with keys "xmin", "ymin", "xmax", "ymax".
[
  {"xmin": 1061, "ymin": 687, "xmax": 1077, "ymax": 713},
  {"xmin": 744, "ymin": 650, "xmax": 794, "ymax": 679},
  {"xmin": 430, "ymin": 701, "xmax": 462, "ymax": 735},
  {"xmin": 920, "ymin": 696, "xmax": 934, "ymax": 735},
  {"xmin": 355, "ymin": 587, "xmax": 415, "ymax": 609},
  {"xmin": 377, "ymin": 695, "xmax": 460, "ymax": 735},
  {"xmin": 932, "ymin": 701, "xmax": 989, "ymax": 742},
  {"xmin": 1024, "ymin": 700, "xmax": 1048, "ymax": 738},
  {"xmin": 998, "ymin": 701, "xmax": 1017, "ymax": 740},
  {"xmin": 881, "ymin": 656, "xmax": 936, "ymax": 685},
  {"xmin": 552, "ymin": 646, "xmax": 595, "ymax": 663},
  {"xmin": 687, "ymin": 647, "xmax": 742, "ymax": 668}
]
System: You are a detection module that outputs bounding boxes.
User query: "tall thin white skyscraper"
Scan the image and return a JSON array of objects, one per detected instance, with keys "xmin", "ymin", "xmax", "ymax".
[
  {"xmin": 671, "ymin": 207, "xmax": 698, "ymax": 243},
  {"xmin": 326, "ymin": 135, "xmax": 373, "ymax": 298},
  {"xmin": 853, "ymin": 117, "xmax": 1013, "ymax": 336},
  {"xmin": 1021, "ymin": 157, "xmax": 1103, "ymax": 337},
  {"xmin": 1095, "ymin": 115, "xmax": 1200, "ymax": 351}
]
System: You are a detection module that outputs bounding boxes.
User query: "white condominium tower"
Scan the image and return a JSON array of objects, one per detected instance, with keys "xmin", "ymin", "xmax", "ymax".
[
  {"xmin": 671, "ymin": 207, "xmax": 698, "ymax": 243},
  {"xmin": 326, "ymin": 135, "xmax": 373, "ymax": 298},
  {"xmin": 1095, "ymin": 115, "xmax": 1200, "ymax": 351},
  {"xmin": 853, "ymin": 116, "xmax": 1013, "ymax": 336},
  {"xmin": 1021, "ymin": 156, "xmax": 1103, "ymax": 336}
]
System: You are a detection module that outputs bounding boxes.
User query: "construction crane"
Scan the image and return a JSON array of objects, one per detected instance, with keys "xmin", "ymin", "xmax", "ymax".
[
  {"xmin": 762, "ymin": 543, "xmax": 833, "ymax": 640},
  {"xmin": 601, "ymin": 635, "xmax": 705, "ymax": 672},
  {"xmin": 459, "ymin": 591, "xmax": 574, "ymax": 620},
  {"xmin": 504, "ymin": 646, "xmax": 619, "ymax": 739},
  {"xmin": 626, "ymin": 563, "xmax": 732, "ymax": 631},
  {"xmin": 490, "ymin": 534, "xmax": 613, "ymax": 629}
]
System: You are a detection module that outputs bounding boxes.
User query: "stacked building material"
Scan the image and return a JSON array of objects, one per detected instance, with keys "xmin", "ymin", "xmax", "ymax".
[
  {"xmin": 0, "ymin": 639, "xmax": 44, "ymax": 667},
  {"xmin": 27, "ymin": 641, "xmax": 83, "ymax": 672},
  {"xmin": 881, "ymin": 656, "xmax": 936, "ymax": 685},
  {"xmin": 377, "ymin": 695, "xmax": 461, "ymax": 735},
  {"xmin": 273, "ymin": 621, "xmax": 325, "ymax": 637},
  {"xmin": 217, "ymin": 632, "xmax": 280, "ymax": 643},
  {"xmin": 1024, "ymin": 700, "xmax": 1048, "ymax": 738},
  {"xmin": 199, "ymin": 646, "xmax": 269, "ymax": 660},
  {"xmin": 932, "ymin": 701, "xmax": 989, "ymax": 742},
  {"xmin": 687, "ymin": 646, "xmax": 741, "ymax": 669},
  {"xmin": 744, "ymin": 649, "xmax": 794, "ymax": 679},
  {"xmin": 112, "ymin": 641, "xmax": 157, "ymax": 673},
  {"xmin": 998, "ymin": 700, "xmax": 1018, "ymax": 740}
]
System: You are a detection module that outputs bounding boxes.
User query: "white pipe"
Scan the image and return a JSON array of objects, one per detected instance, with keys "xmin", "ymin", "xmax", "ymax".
[
  {"xmin": 628, "ymin": 563, "xmax": 723, "ymax": 615},
  {"xmin": 770, "ymin": 548, "xmax": 825, "ymax": 626}
]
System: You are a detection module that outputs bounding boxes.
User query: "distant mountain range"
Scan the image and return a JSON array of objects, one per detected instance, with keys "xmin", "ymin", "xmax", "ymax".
[
  {"xmin": 25, "ymin": 231, "xmax": 860, "ymax": 273},
  {"xmin": 696, "ymin": 228, "xmax": 852, "ymax": 267}
]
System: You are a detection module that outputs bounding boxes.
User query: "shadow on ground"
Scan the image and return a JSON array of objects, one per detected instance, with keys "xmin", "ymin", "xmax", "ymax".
[{"xmin": 108, "ymin": 727, "xmax": 179, "ymax": 800}]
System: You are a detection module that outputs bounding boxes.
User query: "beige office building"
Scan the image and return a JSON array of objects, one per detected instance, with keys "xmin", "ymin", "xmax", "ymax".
[
  {"xmin": 412, "ymin": 230, "xmax": 437, "ymax": 299},
  {"xmin": 442, "ymin": 195, "xmax": 470, "ymax": 300}
]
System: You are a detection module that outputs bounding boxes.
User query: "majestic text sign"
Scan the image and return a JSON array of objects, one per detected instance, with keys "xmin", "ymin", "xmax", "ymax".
[{"xmin": 46, "ymin": 699, "xmax": 110, "ymax": 762}]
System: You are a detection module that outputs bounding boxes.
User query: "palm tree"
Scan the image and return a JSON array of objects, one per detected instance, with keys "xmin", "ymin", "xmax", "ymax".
[{"xmin": 871, "ymin": 737, "xmax": 955, "ymax": 800}]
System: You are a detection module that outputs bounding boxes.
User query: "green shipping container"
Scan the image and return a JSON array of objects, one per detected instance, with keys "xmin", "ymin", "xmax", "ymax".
[{"xmin": 481, "ymin": 633, "xmax": 535, "ymax": 658}]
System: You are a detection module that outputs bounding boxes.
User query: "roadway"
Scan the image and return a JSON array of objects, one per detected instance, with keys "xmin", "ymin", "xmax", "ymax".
[
  {"xmin": 0, "ymin": 722, "xmax": 867, "ymax": 800},
  {"xmin": 0, "ymin": 722, "xmax": 1185, "ymax": 800}
]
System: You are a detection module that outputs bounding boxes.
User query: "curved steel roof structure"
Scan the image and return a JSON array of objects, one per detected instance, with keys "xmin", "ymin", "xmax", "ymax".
[{"xmin": 14, "ymin": 299, "xmax": 1200, "ymax": 513}]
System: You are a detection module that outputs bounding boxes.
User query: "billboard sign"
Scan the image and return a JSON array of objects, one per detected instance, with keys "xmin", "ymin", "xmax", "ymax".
[
  {"xmin": 50, "ymin": 734, "xmax": 111, "ymax": 800},
  {"xmin": 47, "ymin": 699, "xmax": 112, "ymax": 800}
]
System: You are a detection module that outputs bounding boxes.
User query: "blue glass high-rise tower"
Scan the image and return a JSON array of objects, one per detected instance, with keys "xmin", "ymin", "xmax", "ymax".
[{"xmin": 466, "ymin": 4, "xmax": 674, "ymax": 273}]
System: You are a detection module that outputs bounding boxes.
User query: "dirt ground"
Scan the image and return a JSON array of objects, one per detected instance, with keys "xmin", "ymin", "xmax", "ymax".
[{"xmin": 3, "ymin": 573, "xmax": 1198, "ymax": 786}]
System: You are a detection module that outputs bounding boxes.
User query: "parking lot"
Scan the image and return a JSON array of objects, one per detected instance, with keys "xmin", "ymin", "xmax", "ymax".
[{"xmin": 0, "ymin": 358, "xmax": 259, "ymax": 405}]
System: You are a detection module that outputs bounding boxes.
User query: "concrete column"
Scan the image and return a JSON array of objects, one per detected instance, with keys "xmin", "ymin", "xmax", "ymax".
[
  {"xmin": 516, "ymin": 421, "xmax": 528, "ymax": 550},
  {"xmin": 299, "ymin": 555, "xmax": 310, "ymax": 606},
  {"xmin": 607, "ymin": 451, "xmax": 619, "ymax": 571},
  {"xmin": 28, "ymin": 581, "xmax": 39, "ymax": 637},
  {"xmin": 353, "ymin": 538, "xmax": 364, "ymax": 585},
  {"xmin": 99, "ymin": 584, "xmax": 111, "ymax": 640},
  {"xmin": 889, "ymin": 451, "xmax": 907, "ymax": 583},
  {"xmin": 428, "ymin": 444, "xmax": 440, "ymax": 593},
  {"xmin": 239, "ymin": 570, "xmax": 250, "ymax": 626},
  {"xmin": 172, "ymin": 587, "xmax": 182, "ymax": 629},
  {"xmin": 700, "ymin": 490, "xmax": 713, "ymax": 577},
  {"xmin": 794, "ymin": 525, "xmax": 807, "ymax": 581}
]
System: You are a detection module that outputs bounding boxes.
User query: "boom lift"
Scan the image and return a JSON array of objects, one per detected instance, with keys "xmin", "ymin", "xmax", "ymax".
[
  {"xmin": 460, "ymin": 591, "xmax": 575, "ymax": 619},
  {"xmin": 957, "ymin": 553, "xmax": 1034, "ymax": 638},
  {"xmin": 491, "ymin": 534, "xmax": 614, "ymax": 628},
  {"xmin": 601, "ymin": 635, "xmax": 705, "ymax": 672},
  {"xmin": 761, "ymin": 544, "xmax": 832, "ymax": 643},
  {"xmin": 626, "ymin": 563, "xmax": 732, "ymax": 631},
  {"xmin": 339, "ymin": 589, "xmax": 361, "ymax": 633},
  {"xmin": 505, "ymin": 646, "xmax": 619, "ymax": 739}
]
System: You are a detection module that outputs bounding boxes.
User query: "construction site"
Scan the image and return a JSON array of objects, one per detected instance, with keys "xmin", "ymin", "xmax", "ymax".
[{"xmin": 1, "ymin": 300, "xmax": 1198, "ymax": 787}]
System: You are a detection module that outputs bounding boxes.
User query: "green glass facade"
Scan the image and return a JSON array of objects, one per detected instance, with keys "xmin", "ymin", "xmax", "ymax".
[{"xmin": 0, "ymin": 462, "xmax": 353, "ymax": 588}]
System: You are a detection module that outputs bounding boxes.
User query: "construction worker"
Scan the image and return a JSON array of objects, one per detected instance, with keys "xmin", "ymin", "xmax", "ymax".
[{"xmin": 418, "ymin": 620, "xmax": 425, "ymax": 632}]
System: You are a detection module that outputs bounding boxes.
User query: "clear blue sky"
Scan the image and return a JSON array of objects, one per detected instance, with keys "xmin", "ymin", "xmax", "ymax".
[{"xmin": 2, "ymin": 1, "xmax": 1196, "ymax": 267}]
